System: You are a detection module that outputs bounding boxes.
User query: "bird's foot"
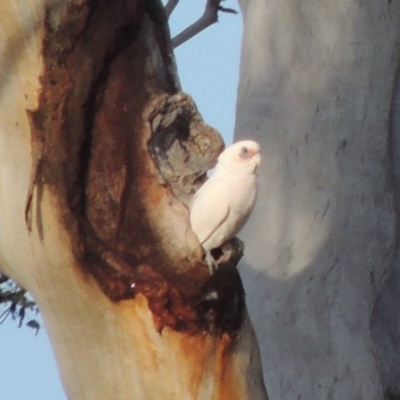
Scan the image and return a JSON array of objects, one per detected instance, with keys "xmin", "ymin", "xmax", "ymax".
[{"xmin": 205, "ymin": 252, "xmax": 218, "ymax": 275}]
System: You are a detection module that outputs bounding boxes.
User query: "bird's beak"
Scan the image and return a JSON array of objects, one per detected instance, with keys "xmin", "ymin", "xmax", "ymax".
[{"xmin": 253, "ymin": 153, "xmax": 261, "ymax": 167}]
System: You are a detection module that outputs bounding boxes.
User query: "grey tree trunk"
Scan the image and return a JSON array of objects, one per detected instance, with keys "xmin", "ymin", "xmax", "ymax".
[{"xmin": 235, "ymin": 0, "xmax": 400, "ymax": 399}]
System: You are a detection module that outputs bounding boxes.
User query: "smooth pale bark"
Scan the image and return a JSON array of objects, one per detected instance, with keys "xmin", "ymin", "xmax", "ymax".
[
  {"xmin": 0, "ymin": 1, "xmax": 267, "ymax": 399},
  {"xmin": 235, "ymin": 1, "xmax": 400, "ymax": 399}
]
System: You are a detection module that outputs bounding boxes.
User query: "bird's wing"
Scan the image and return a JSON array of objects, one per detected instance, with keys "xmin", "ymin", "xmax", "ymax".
[{"xmin": 190, "ymin": 178, "xmax": 230, "ymax": 245}]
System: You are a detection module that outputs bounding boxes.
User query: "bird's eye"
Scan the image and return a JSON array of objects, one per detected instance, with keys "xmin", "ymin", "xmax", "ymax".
[{"xmin": 239, "ymin": 146, "xmax": 250, "ymax": 159}]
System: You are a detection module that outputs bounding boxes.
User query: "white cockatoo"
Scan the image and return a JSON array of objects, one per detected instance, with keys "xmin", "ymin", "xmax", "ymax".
[{"xmin": 190, "ymin": 140, "xmax": 261, "ymax": 273}]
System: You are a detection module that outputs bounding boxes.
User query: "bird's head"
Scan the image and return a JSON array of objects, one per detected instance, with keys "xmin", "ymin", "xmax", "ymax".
[{"xmin": 217, "ymin": 140, "xmax": 261, "ymax": 175}]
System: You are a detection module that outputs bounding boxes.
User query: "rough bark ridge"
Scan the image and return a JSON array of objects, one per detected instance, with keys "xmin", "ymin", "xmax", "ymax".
[
  {"xmin": 0, "ymin": 0, "xmax": 267, "ymax": 399},
  {"xmin": 235, "ymin": 0, "xmax": 400, "ymax": 399}
]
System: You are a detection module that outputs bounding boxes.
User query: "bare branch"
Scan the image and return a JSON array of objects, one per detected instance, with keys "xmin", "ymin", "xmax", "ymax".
[
  {"xmin": 164, "ymin": 0, "xmax": 179, "ymax": 18},
  {"xmin": 172, "ymin": 0, "xmax": 237, "ymax": 48},
  {"xmin": 218, "ymin": 6, "xmax": 238, "ymax": 15}
]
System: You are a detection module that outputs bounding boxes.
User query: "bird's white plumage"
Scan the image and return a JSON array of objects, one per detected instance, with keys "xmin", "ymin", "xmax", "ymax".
[{"xmin": 190, "ymin": 140, "xmax": 261, "ymax": 271}]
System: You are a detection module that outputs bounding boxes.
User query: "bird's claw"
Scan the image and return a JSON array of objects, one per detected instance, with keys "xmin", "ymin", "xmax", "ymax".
[{"xmin": 205, "ymin": 252, "xmax": 218, "ymax": 275}]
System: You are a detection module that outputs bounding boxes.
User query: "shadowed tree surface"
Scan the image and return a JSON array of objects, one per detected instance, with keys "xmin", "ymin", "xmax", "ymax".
[{"xmin": 235, "ymin": 0, "xmax": 400, "ymax": 399}]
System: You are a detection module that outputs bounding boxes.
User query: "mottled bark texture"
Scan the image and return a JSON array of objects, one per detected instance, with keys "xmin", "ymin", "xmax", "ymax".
[
  {"xmin": 0, "ymin": 0, "xmax": 267, "ymax": 399},
  {"xmin": 235, "ymin": 0, "xmax": 400, "ymax": 399}
]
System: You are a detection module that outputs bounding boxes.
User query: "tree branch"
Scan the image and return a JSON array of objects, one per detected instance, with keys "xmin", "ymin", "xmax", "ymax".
[
  {"xmin": 172, "ymin": 0, "xmax": 237, "ymax": 48},
  {"xmin": 164, "ymin": 0, "xmax": 179, "ymax": 18}
]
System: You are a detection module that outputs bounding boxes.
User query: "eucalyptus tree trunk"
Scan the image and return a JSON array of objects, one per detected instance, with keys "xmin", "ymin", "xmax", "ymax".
[
  {"xmin": 0, "ymin": 1, "xmax": 266, "ymax": 399},
  {"xmin": 235, "ymin": 0, "xmax": 400, "ymax": 399}
]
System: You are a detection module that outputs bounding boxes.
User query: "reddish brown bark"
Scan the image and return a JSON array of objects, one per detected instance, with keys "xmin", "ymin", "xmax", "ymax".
[{"xmin": 26, "ymin": 0, "xmax": 245, "ymax": 335}]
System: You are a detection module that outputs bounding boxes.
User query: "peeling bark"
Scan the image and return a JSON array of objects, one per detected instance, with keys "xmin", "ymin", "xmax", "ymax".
[{"xmin": 25, "ymin": 0, "xmax": 234, "ymax": 331}]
